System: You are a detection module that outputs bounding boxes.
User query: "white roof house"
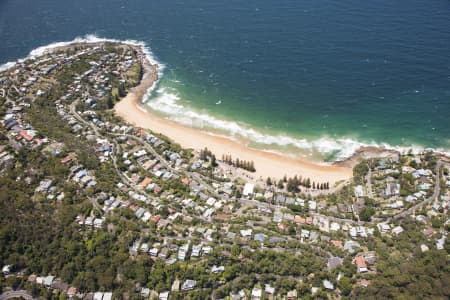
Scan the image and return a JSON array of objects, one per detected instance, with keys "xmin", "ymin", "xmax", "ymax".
[
  {"xmin": 330, "ymin": 222, "xmax": 341, "ymax": 231},
  {"xmin": 191, "ymin": 244, "xmax": 202, "ymax": 257},
  {"xmin": 149, "ymin": 248, "xmax": 159, "ymax": 256},
  {"xmin": 355, "ymin": 185, "xmax": 364, "ymax": 198},
  {"xmin": 181, "ymin": 280, "xmax": 196, "ymax": 290},
  {"xmin": 240, "ymin": 229, "xmax": 253, "ymax": 237},
  {"xmin": 391, "ymin": 226, "xmax": 404, "ymax": 236},
  {"xmin": 2, "ymin": 265, "xmax": 11, "ymax": 275},
  {"xmin": 93, "ymin": 218, "xmax": 103, "ymax": 228},
  {"xmin": 211, "ymin": 265, "xmax": 225, "ymax": 273},
  {"xmin": 102, "ymin": 292, "xmax": 112, "ymax": 300},
  {"xmin": 251, "ymin": 288, "xmax": 262, "ymax": 298},
  {"xmin": 420, "ymin": 244, "xmax": 429, "ymax": 252},
  {"xmin": 243, "ymin": 183, "xmax": 254, "ymax": 196},
  {"xmin": 265, "ymin": 284, "xmax": 275, "ymax": 295},
  {"xmin": 206, "ymin": 197, "xmax": 216, "ymax": 206},
  {"xmin": 44, "ymin": 275, "xmax": 55, "ymax": 286},
  {"xmin": 377, "ymin": 222, "xmax": 390, "ymax": 233},
  {"xmin": 323, "ymin": 280, "xmax": 334, "ymax": 290},
  {"xmin": 159, "ymin": 291, "xmax": 169, "ymax": 300},
  {"xmin": 93, "ymin": 292, "xmax": 103, "ymax": 300},
  {"xmin": 436, "ymin": 236, "xmax": 446, "ymax": 250},
  {"xmin": 141, "ymin": 288, "xmax": 150, "ymax": 298},
  {"xmin": 202, "ymin": 245, "xmax": 212, "ymax": 254}
]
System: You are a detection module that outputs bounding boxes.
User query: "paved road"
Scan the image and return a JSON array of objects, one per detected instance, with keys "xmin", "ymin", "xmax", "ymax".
[
  {"xmin": 69, "ymin": 100, "xmax": 101, "ymax": 137},
  {"xmin": 111, "ymin": 133, "xmax": 224, "ymax": 200},
  {"xmin": 69, "ymin": 94, "xmax": 444, "ymax": 228},
  {"xmin": 366, "ymin": 168, "xmax": 374, "ymax": 198},
  {"xmin": 87, "ymin": 195, "xmax": 103, "ymax": 214},
  {"xmin": 389, "ymin": 161, "xmax": 442, "ymax": 221},
  {"xmin": 238, "ymin": 198, "xmax": 361, "ymax": 225},
  {"xmin": 0, "ymin": 290, "xmax": 33, "ymax": 300},
  {"xmin": 72, "ymin": 104, "xmax": 349, "ymax": 225},
  {"xmin": 111, "ymin": 134, "xmax": 169, "ymax": 169},
  {"xmin": 68, "ymin": 104, "xmax": 160, "ymax": 201}
]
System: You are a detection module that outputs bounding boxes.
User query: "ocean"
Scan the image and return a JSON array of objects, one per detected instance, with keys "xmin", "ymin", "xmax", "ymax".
[{"xmin": 1, "ymin": 0, "xmax": 449, "ymax": 161}]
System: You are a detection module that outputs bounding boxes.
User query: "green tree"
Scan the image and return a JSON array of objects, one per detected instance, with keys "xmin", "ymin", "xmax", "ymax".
[
  {"xmin": 359, "ymin": 207, "xmax": 375, "ymax": 221},
  {"xmin": 339, "ymin": 277, "xmax": 352, "ymax": 296},
  {"xmin": 277, "ymin": 180, "xmax": 284, "ymax": 189}
]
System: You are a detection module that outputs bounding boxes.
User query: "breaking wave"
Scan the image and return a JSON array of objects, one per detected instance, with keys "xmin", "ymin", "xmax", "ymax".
[
  {"xmin": 145, "ymin": 87, "xmax": 443, "ymax": 162},
  {"xmin": 0, "ymin": 34, "xmax": 165, "ymax": 78},
  {"xmin": 1, "ymin": 35, "xmax": 448, "ymax": 162}
]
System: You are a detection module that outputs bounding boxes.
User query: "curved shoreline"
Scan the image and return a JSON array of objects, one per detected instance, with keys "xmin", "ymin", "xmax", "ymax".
[
  {"xmin": 114, "ymin": 57, "xmax": 353, "ymax": 184},
  {"xmin": 0, "ymin": 36, "xmax": 388, "ymax": 184},
  {"xmin": 1, "ymin": 35, "xmax": 448, "ymax": 166}
]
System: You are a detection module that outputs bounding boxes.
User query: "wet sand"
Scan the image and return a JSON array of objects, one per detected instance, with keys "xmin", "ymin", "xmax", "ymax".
[{"xmin": 114, "ymin": 60, "xmax": 352, "ymax": 185}]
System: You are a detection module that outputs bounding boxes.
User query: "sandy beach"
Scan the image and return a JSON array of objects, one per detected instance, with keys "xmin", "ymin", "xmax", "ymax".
[{"xmin": 114, "ymin": 60, "xmax": 353, "ymax": 185}]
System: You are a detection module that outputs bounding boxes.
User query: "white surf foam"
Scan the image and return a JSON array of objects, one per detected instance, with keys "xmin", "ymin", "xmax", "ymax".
[
  {"xmin": 0, "ymin": 34, "xmax": 165, "ymax": 113},
  {"xmin": 146, "ymin": 87, "xmax": 450, "ymax": 162},
  {"xmin": 0, "ymin": 34, "xmax": 165, "ymax": 78},
  {"xmin": 2, "ymin": 35, "xmax": 448, "ymax": 161},
  {"xmin": 0, "ymin": 62, "xmax": 16, "ymax": 73}
]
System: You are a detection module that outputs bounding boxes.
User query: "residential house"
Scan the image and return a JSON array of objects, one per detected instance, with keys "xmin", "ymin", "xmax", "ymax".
[
  {"xmin": 286, "ymin": 289, "xmax": 297, "ymax": 300},
  {"xmin": 103, "ymin": 293, "xmax": 112, "ymax": 300},
  {"xmin": 67, "ymin": 287, "xmax": 77, "ymax": 298},
  {"xmin": 273, "ymin": 211, "xmax": 283, "ymax": 223},
  {"xmin": 140, "ymin": 288, "xmax": 150, "ymax": 298},
  {"xmin": 323, "ymin": 280, "xmax": 334, "ymax": 290},
  {"xmin": 191, "ymin": 244, "xmax": 202, "ymax": 258},
  {"xmin": 254, "ymin": 233, "xmax": 267, "ymax": 243},
  {"xmin": 344, "ymin": 240, "xmax": 361, "ymax": 253},
  {"xmin": 251, "ymin": 287, "xmax": 262, "ymax": 300},
  {"xmin": 355, "ymin": 256, "xmax": 368, "ymax": 273},
  {"xmin": 2, "ymin": 265, "xmax": 11, "ymax": 275},
  {"xmin": 265, "ymin": 284, "xmax": 275, "ymax": 295},
  {"xmin": 377, "ymin": 222, "xmax": 390, "ymax": 234},
  {"xmin": 385, "ymin": 183, "xmax": 400, "ymax": 197},
  {"xmin": 355, "ymin": 185, "xmax": 364, "ymax": 198},
  {"xmin": 331, "ymin": 240, "xmax": 343, "ymax": 250},
  {"xmin": 240, "ymin": 229, "xmax": 253, "ymax": 237},
  {"xmin": 327, "ymin": 256, "xmax": 342, "ymax": 271},
  {"xmin": 211, "ymin": 265, "xmax": 225, "ymax": 273},
  {"xmin": 93, "ymin": 292, "xmax": 103, "ymax": 300},
  {"xmin": 391, "ymin": 226, "xmax": 404, "ymax": 236},
  {"xmin": 243, "ymin": 183, "xmax": 255, "ymax": 197},
  {"xmin": 181, "ymin": 280, "xmax": 196, "ymax": 291},
  {"xmin": 159, "ymin": 291, "xmax": 169, "ymax": 300},
  {"xmin": 44, "ymin": 275, "xmax": 55, "ymax": 287}
]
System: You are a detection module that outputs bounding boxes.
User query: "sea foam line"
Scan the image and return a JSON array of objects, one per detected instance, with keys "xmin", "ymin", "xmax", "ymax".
[
  {"xmin": 0, "ymin": 34, "xmax": 165, "ymax": 78},
  {"xmin": 146, "ymin": 87, "xmax": 450, "ymax": 162},
  {"xmin": 1, "ymin": 36, "xmax": 448, "ymax": 161},
  {"xmin": 0, "ymin": 34, "xmax": 165, "ymax": 118}
]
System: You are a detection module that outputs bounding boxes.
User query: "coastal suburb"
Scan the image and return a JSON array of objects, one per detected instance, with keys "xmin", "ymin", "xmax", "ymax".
[{"xmin": 0, "ymin": 40, "xmax": 448, "ymax": 300}]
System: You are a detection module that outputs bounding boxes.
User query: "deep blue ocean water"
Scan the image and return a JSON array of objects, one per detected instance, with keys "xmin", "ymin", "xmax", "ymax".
[{"xmin": 1, "ymin": 0, "xmax": 449, "ymax": 160}]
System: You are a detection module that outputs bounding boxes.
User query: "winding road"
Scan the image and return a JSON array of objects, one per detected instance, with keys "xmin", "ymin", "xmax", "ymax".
[
  {"xmin": 389, "ymin": 161, "xmax": 442, "ymax": 221},
  {"xmin": 0, "ymin": 290, "xmax": 33, "ymax": 300},
  {"xmin": 68, "ymin": 93, "xmax": 443, "ymax": 233}
]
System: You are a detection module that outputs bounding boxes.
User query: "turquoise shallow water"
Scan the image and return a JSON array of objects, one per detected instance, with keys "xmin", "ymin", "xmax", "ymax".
[{"xmin": 1, "ymin": 0, "xmax": 450, "ymax": 160}]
